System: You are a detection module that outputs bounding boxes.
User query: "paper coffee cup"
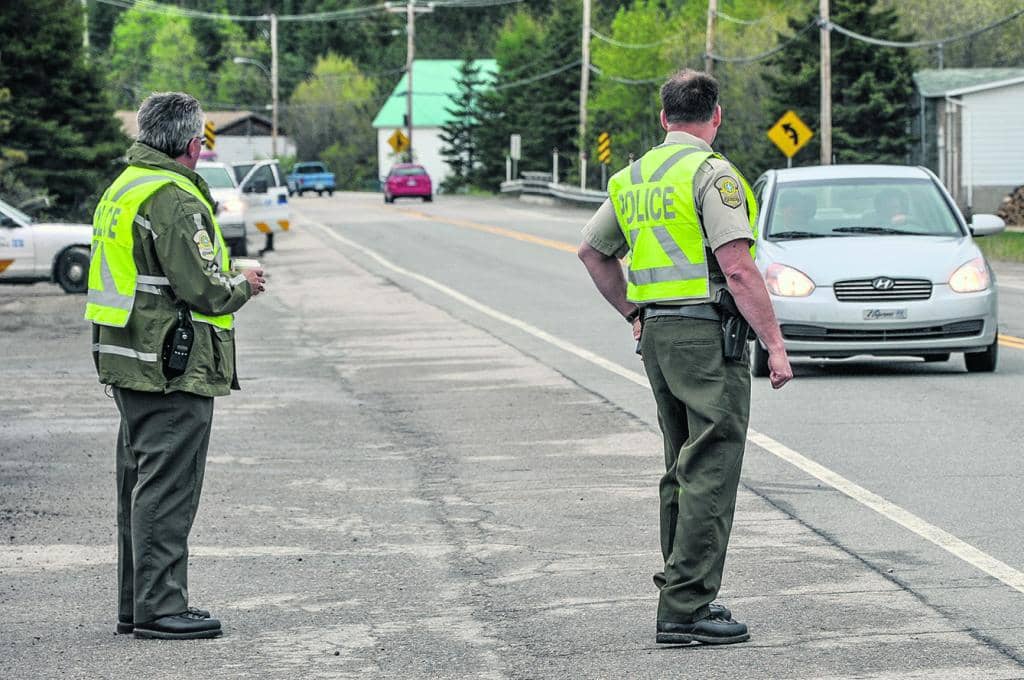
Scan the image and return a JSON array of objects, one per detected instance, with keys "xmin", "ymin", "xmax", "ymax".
[{"xmin": 232, "ymin": 258, "xmax": 262, "ymax": 271}]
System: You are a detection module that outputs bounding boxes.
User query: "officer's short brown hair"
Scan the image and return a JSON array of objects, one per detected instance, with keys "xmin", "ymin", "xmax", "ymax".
[{"xmin": 660, "ymin": 70, "xmax": 719, "ymax": 124}]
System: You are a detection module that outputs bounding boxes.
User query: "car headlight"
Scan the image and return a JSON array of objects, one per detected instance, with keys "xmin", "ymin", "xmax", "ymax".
[
  {"xmin": 765, "ymin": 263, "xmax": 816, "ymax": 297},
  {"xmin": 948, "ymin": 257, "xmax": 990, "ymax": 293},
  {"xmin": 219, "ymin": 197, "xmax": 244, "ymax": 215}
]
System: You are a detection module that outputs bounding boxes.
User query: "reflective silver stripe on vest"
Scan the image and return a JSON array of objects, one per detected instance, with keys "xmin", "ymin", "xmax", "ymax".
[
  {"xmin": 112, "ymin": 175, "xmax": 170, "ymax": 201},
  {"xmin": 136, "ymin": 275, "xmax": 170, "ymax": 285},
  {"xmin": 628, "ymin": 227, "xmax": 708, "ymax": 286},
  {"xmin": 86, "ymin": 246, "xmax": 134, "ymax": 311},
  {"xmin": 91, "ymin": 343, "xmax": 159, "ymax": 362},
  {"xmin": 134, "ymin": 214, "xmax": 157, "ymax": 238},
  {"xmin": 648, "ymin": 147, "xmax": 703, "ymax": 183},
  {"xmin": 135, "ymin": 283, "xmax": 163, "ymax": 295},
  {"xmin": 630, "ymin": 160, "xmax": 644, "ymax": 185}
]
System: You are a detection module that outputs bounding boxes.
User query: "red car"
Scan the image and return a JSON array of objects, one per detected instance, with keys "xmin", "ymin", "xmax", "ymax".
[{"xmin": 384, "ymin": 164, "xmax": 432, "ymax": 203}]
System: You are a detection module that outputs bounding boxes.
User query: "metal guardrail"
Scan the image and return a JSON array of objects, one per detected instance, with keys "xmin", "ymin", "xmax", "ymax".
[{"xmin": 500, "ymin": 175, "xmax": 606, "ymax": 207}]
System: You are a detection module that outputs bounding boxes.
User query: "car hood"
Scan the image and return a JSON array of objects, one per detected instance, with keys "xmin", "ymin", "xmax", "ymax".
[
  {"xmin": 757, "ymin": 235, "xmax": 982, "ymax": 285},
  {"xmin": 208, "ymin": 187, "xmax": 240, "ymax": 202}
]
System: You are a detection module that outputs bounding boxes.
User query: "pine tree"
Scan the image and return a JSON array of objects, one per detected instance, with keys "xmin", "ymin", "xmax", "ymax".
[
  {"xmin": 439, "ymin": 60, "xmax": 485, "ymax": 193},
  {"xmin": 0, "ymin": 0, "xmax": 126, "ymax": 219},
  {"xmin": 766, "ymin": 0, "xmax": 917, "ymax": 166}
]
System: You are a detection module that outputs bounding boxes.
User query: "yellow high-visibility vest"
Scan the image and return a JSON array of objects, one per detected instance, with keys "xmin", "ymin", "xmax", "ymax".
[
  {"xmin": 608, "ymin": 144, "xmax": 757, "ymax": 304},
  {"xmin": 85, "ymin": 165, "xmax": 233, "ymax": 330}
]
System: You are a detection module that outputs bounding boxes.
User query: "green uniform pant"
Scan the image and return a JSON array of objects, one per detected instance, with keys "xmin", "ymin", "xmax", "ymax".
[
  {"xmin": 639, "ymin": 316, "xmax": 751, "ymax": 624},
  {"xmin": 113, "ymin": 387, "xmax": 213, "ymax": 624}
]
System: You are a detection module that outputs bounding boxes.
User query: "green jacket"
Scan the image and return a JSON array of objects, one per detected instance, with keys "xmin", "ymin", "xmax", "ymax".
[{"xmin": 91, "ymin": 142, "xmax": 252, "ymax": 397}]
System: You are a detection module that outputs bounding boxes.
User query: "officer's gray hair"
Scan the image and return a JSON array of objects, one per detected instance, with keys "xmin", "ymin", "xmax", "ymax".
[
  {"xmin": 661, "ymin": 70, "xmax": 719, "ymax": 124},
  {"xmin": 136, "ymin": 92, "xmax": 204, "ymax": 158}
]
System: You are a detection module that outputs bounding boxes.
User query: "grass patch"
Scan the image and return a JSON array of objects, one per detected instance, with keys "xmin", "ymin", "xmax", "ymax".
[{"xmin": 976, "ymin": 230, "xmax": 1024, "ymax": 263}]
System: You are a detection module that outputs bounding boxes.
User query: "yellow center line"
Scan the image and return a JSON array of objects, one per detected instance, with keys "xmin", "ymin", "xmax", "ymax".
[
  {"xmin": 389, "ymin": 206, "xmax": 1024, "ymax": 353},
  {"xmin": 394, "ymin": 207, "xmax": 579, "ymax": 254}
]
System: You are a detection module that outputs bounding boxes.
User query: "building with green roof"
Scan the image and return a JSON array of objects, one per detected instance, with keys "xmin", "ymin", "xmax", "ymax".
[
  {"xmin": 373, "ymin": 59, "xmax": 497, "ymax": 189},
  {"xmin": 913, "ymin": 69, "xmax": 1024, "ymax": 213}
]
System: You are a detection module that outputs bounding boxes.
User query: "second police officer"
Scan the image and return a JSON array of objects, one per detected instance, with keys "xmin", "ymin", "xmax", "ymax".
[{"xmin": 578, "ymin": 69, "xmax": 793, "ymax": 645}]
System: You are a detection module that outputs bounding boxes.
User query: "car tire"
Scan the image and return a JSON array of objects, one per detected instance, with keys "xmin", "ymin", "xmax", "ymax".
[
  {"xmin": 317, "ymin": 190, "xmax": 323, "ymax": 197},
  {"xmin": 327, "ymin": 189, "xmax": 334, "ymax": 197},
  {"xmin": 922, "ymin": 353, "xmax": 950, "ymax": 363},
  {"xmin": 56, "ymin": 247, "xmax": 90, "ymax": 294},
  {"xmin": 423, "ymin": 195, "xmax": 433, "ymax": 202},
  {"xmin": 964, "ymin": 337, "xmax": 998, "ymax": 373},
  {"xmin": 297, "ymin": 190, "xmax": 305, "ymax": 197},
  {"xmin": 751, "ymin": 340, "xmax": 770, "ymax": 377},
  {"xmin": 229, "ymin": 238, "xmax": 248, "ymax": 257},
  {"xmin": 384, "ymin": 194, "xmax": 394, "ymax": 204}
]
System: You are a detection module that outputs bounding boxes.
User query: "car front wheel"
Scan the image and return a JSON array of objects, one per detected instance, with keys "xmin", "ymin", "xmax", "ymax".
[
  {"xmin": 965, "ymin": 337, "xmax": 998, "ymax": 373},
  {"xmin": 56, "ymin": 247, "xmax": 90, "ymax": 294}
]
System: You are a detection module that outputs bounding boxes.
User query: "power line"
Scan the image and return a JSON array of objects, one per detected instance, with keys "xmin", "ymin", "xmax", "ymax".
[
  {"xmin": 588, "ymin": 65, "xmax": 664, "ymax": 86},
  {"xmin": 710, "ymin": 20, "xmax": 816, "ymax": 63},
  {"xmin": 589, "ymin": 29, "xmax": 676, "ymax": 50},
  {"xmin": 828, "ymin": 7, "xmax": 1024, "ymax": 49},
  {"xmin": 492, "ymin": 59, "xmax": 582, "ymax": 90},
  {"xmin": 714, "ymin": 10, "xmax": 766, "ymax": 26}
]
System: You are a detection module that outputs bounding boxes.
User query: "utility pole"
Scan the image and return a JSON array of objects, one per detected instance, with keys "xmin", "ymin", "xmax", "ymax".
[
  {"xmin": 819, "ymin": 0, "xmax": 832, "ymax": 165},
  {"xmin": 270, "ymin": 13, "xmax": 279, "ymax": 157},
  {"xmin": 81, "ymin": 0, "xmax": 89, "ymax": 51},
  {"xmin": 579, "ymin": 0, "xmax": 591, "ymax": 190},
  {"xmin": 406, "ymin": 0, "xmax": 415, "ymax": 162},
  {"xmin": 704, "ymin": 0, "xmax": 717, "ymax": 75}
]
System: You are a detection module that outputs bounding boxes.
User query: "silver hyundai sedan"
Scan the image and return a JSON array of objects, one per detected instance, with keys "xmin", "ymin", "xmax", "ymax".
[{"xmin": 750, "ymin": 165, "xmax": 1005, "ymax": 375}]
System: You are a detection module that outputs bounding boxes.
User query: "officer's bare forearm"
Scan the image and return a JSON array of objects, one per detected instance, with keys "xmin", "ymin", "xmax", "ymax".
[
  {"xmin": 578, "ymin": 242, "xmax": 637, "ymax": 320},
  {"xmin": 714, "ymin": 240, "xmax": 785, "ymax": 353}
]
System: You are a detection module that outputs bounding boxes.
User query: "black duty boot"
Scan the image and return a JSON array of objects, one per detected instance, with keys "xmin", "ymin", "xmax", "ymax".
[
  {"xmin": 656, "ymin": 614, "xmax": 750, "ymax": 645},
  {"xmin": 116, "ymin": 607, "xmax": 211, "ymax": 635},
  {"xmin": 133, "ymin": 611, "xmax": 222, "ymax": 640},
  {"xmin": 651, "ymin": 572, "xmax": 732, "ymax": 620}
]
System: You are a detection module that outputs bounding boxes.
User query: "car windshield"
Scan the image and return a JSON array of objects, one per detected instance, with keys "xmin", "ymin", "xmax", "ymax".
[
  {"xmin": 0, "ymin": 200, "xmax": 33, "ymax": 225},
  {"xmin": 296, "ymin": 165, "xmax": 325, "ymax": 174},
  {"xmin": 196, "ymin": 166, "xmax": 236, "ymax": 189},
  {"xmin": 392, "ymin": 167, "xmax": 426, "ymax": 177},
  {"xmin": 767, "ymin": 178, "xmax": 963, "ymax": 240}
]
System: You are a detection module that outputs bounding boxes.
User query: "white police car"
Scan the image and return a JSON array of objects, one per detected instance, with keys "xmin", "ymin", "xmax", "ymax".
[{"xmin": 0, "ymin": 198, "xmax": 92, "ymax": 294}]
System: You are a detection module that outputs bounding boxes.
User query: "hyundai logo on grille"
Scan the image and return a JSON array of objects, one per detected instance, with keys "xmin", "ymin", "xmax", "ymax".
[{"xmin": 872, "ymin": 277, "xmax": 896, "ymax": 290}]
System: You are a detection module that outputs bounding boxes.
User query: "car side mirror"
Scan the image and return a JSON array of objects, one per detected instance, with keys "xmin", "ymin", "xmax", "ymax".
[
  {"xmin": 970, "ymin": 213, "xmax": 1005, "ymax": 237},
  {"xmin": 246, "ymin": 180, "xmax": 269, "ymax": 194}
]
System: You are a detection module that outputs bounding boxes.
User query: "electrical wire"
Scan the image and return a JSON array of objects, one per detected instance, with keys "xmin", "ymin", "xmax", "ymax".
[
  {"xmin": 491, "ymin": 59, "xmax": 582, "ymax": 90},
  {"xmin": 709, "ymin": 19, "xmax": 816, "ymax": 63},
  {"xmin": 713, "ymin": 10, "xmax": 766, "ymax": 26},
  {"xmin": 588, "ymin": 65, "xmax": 665, "ymax": 85},
  {"xmin": 828, "ymin": 7, "xmax": 1024, "ymax": 49},
  {"xmin": 589, "ymin": 29, "xmax": 677, "ymax": 49},
  {"xmin": 90, "ymin": 0, "xmax": 520, "ymax": 22}
]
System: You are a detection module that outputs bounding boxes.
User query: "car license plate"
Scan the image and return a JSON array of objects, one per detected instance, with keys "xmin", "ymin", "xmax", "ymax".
[
  {"xmin": 863, "ymin": 308, "xmax": 907, "ymax": 320},
  {"xmin": 314, "ymin": 183, "xmax": 325, "ymax": 190}
]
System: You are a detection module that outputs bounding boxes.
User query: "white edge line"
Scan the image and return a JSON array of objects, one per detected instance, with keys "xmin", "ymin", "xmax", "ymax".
[{"xmin": 309, "ymin": 217, "xmax": 1024, "ymax": 596}]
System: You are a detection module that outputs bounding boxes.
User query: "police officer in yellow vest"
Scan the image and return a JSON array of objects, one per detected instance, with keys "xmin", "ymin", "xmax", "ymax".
[
  {"xmin": 86, "ymin": 92, "xmax": 266, "ymax": 640},
  {"xmin": 578, "ymin": 70, "xmax": 793, "ymax": 645}
]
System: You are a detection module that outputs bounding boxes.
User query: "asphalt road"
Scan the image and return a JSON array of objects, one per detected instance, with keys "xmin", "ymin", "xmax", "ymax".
[{"xmin": 1, "ymin": 191, "xmax": 1022, "ymax": 678}]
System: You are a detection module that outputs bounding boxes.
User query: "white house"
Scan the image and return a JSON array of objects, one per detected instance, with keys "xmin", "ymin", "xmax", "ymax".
[
  {"xmin": 116, "ymin": 110, "xmax": 296, "ymax": 164},
  {"xmin": 914, "ymin": 69, "xmax": 1024, "ymax": 214},
  {"xmin": 372, "ymin": 59, "xmax": 497, "ymax": 188}
]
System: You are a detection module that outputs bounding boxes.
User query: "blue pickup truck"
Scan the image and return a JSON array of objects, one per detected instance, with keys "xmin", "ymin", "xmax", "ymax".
[{"xmin": 287, "ymin": 162, "xmax": 336, "ymax": 197}]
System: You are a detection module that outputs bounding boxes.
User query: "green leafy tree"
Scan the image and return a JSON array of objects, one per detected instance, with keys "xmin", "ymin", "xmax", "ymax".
[
  {"xmin": 0, "ymin": 0, "xmax": 126, "ymax": 218},
  {"xmin": 143, "ymin": 18, "xmax": 214, "ymax": 104},
  {"xmin": 767, "ymin": 0, "xmax": 918, "ymax": 166},
  {"xmin": 284, "ymin": 54, "xmax": 377, "ymax": 189},
  {"xmin": 475, "ymin": 3, "xmax": 582, "ymax": 189},
  {"xmin": 439, "ymin": 59, "xmax": 486, "ymax": 193}
]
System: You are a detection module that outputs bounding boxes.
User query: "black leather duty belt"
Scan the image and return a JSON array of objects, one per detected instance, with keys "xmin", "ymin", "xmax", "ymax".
[{"xmin": 641, "ymin": 303, "xmax": 720, "ymax": 321}]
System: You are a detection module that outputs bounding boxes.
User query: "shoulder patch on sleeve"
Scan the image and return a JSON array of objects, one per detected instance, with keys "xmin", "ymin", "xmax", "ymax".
[
  {"xmin": 714, "ymin": 175, "xmax": 742, "ymax": 209},
  {"xmin": 193, "ymin": 230, "xmax": 216, "ymax": 261}
]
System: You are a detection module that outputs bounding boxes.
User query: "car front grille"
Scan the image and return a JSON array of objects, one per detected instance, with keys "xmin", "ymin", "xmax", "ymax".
[
  {"xmin": 834, "ymin": 278, "xmax": 933, "ymax": 302},
  {"xmin": 781, "ymin": 319, "xmax": 984, "ymax": 343}
]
